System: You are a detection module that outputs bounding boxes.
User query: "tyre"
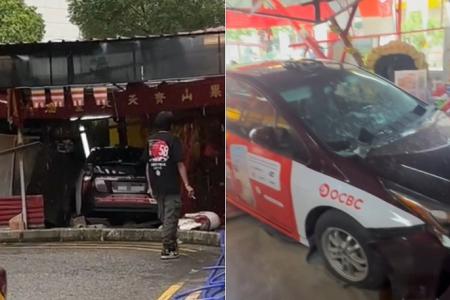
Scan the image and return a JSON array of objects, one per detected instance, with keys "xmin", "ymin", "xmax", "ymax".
[{"xmin": 315, "ymin": 209, "xmax": 387, "ymax": 289}]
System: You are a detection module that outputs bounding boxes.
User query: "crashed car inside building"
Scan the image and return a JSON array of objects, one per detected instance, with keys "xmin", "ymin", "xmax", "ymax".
[
  {"xmin": 226, "ymin": 59, "xmax": 450, "ymax": 299},
  {"xmin": 75, "ymin": 146, "xmax": 156, "ymax": 224}
]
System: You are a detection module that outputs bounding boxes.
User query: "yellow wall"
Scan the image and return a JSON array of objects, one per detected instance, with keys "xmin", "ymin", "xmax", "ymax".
[
  {"xmin": 108, "ymin": 119, "xmax": 147, "ymax": 148},
  {"xmin": 127, "ymin": 121, "xmax": 147, "ymax": 148},
  {"xmin": 400, "ymin": 0, "xmax": 442, "ymax": 10}
]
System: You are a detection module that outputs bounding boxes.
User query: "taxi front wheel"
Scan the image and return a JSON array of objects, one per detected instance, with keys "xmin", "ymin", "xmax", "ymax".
[{"xmin": 315, "ymin": 210, "xmax": 387, "ymax": 289}]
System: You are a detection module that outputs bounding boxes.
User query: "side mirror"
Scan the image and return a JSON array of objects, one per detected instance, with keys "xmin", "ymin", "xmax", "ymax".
[{"xmin": 249, "ymin": 126, "xmax": 276, "ymax": 147}]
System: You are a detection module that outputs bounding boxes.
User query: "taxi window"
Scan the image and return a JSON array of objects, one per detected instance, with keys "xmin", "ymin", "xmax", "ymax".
[
  {"xmin": 277, "ymin": 68, "xmax": 424, "ymax": 155},
  {"xmin": 227, "ymin": 78, "xmax": 274, "ymax": 136},
  {"xmin": 227, "ymin": 78, "xmax": 310, "ymax": 163}
]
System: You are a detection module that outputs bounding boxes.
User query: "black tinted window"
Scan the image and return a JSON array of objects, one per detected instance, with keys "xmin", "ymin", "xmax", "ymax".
[
  {"xmin": 226, "ymin": 78, "xmax": 309, "ymax": 162},
  {"xmin": 87, "ymin": 148, "xmax": 143, "ymax": 164}
]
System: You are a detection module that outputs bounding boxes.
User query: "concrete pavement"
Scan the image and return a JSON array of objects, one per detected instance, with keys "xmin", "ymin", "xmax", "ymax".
[
  {"xmin": 226, "ymin": 214, "xmax": 382, "ymax": 300},
  {"xmin": 0, "ymin": 242, "xmax": 220, "ymax": 300},
  {"xmin": 0, "ymin": 227, "xmax": 220, "ymax": 246}
]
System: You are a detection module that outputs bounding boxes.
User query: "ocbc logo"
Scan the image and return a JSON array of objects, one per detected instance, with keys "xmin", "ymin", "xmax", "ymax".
[{"xmin": 319, "ymin": 183, "xmax": 364, "ymax": 210}]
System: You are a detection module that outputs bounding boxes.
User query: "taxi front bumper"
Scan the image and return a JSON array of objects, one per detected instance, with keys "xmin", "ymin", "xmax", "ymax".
[{"xmin": 371, "ymin": 226, "xmax": 450, "ymax": 299}]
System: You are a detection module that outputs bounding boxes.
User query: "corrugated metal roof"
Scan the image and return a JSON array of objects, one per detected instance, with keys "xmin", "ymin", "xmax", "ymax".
[{"xmin": 0, "ymin": 26, "xmax": 225, "ymax": 46}]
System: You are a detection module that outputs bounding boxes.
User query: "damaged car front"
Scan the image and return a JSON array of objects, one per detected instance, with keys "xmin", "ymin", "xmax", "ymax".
[
  {"xmin": 276, "ymin": 61, "xmax": 450, "ymax": 298},
  {"xmin": 363, "ymin": 110, "xmax": 450, "ymax": 299}
]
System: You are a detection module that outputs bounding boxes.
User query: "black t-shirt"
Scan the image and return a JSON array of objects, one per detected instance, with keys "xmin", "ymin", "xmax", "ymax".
[{"xmin": 143, "ymin": 131, "xmax": 183, "ymax": 195}]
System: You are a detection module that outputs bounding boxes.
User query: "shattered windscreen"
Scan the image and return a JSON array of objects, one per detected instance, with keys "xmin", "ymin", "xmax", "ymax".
[{"xmin": 278, "ymin": 65, "xmax": 435, "ymax": 156}]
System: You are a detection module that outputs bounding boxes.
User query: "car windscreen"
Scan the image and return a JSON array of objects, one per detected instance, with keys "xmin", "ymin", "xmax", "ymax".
[
  {"xmin": 277, "ymin": 67, "xmax": 432, "ymax": 156},
  {"xmin": 86, "ymin": 148, "xmax": 144, "ymax": 165}
]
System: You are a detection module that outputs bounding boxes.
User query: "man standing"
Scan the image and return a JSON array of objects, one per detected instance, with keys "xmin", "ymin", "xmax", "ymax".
[{"xmin": 144, "ymin": 111, "xmax": 194, "ymax": 260}]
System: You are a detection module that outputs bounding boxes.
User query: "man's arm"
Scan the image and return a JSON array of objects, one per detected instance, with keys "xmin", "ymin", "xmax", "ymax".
[
  {"xmin": 177, "ymin": 162, "xmax": 194, "ymax": 198},
  {"xmin": 145, "ymin": 163, "xmax": 153, "ymax": 197},
  {"xmin": 140, "ymin": 144, "xmax": 153, "ymax": 197}
]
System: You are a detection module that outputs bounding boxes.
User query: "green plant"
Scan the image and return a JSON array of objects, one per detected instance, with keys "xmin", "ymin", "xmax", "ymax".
[
  {"xmin": 68, "ymin": 0, "xmax": 224, "ymax": 39},
  {"xmin": 0, "ymin": 0, "xmax": 45, "ymax": 43}
]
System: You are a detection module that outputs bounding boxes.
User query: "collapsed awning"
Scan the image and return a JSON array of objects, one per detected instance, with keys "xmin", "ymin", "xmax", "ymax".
[
  {"xmin": 227, "ymin": 0, "xmax": 351, "ymax": 28},
  {"xmin": 226, "ymin": 0, "xmax": 393, "ymax": 29}
]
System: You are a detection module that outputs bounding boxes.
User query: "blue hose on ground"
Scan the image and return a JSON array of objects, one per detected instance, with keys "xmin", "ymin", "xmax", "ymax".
[{"xmin": 173, "ymin": 230, "xmax": 225, "ymax": 300}]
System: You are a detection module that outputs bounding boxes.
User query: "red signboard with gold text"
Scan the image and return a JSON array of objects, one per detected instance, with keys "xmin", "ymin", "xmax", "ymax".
[
  {"xmin": 0, "ymin": 76, "xmax": 224, "ymax": 122},
  {"xmin": 116, "ymin": 76, "xmax": 224, "ymax": 117}
]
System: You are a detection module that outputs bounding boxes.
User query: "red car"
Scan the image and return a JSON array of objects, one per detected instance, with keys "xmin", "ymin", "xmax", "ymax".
[
  {"xmin": 226, "ymin": 59, "xmax": 450, "ymax": 299},
  {"xmin": 76, "ymin": 146, "xmax": 157, "ymax": 223}
]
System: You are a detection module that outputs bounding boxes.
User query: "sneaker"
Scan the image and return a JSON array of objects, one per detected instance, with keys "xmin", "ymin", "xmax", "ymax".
[{"xmin": 161, "ymin": 248, "xmax": 179, "ymax": 260}]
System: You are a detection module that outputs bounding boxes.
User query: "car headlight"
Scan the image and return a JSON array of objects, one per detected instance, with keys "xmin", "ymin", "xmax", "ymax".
[{"xmin": 389, "ymin": 189, "xmax": 450, "ymax": 248}]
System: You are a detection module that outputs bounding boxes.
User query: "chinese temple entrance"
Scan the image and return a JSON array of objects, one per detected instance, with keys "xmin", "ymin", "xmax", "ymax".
[{"xmin": 0, "ymin": 29, "xmax": 224, "ymax": 228}]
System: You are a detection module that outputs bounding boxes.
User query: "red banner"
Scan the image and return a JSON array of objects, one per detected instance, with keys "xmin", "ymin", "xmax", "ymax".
[
  {"xmin": 116, "ymin": 76, "xmax": 224, "ymax": 117},
  {"xmin": 359, "ymin": 0, "xmax": 393, "ymax": 17},
  {"xmin": 31, "ymin": 89, "xmax": 46, "ymax": 109},
  {"xmin": 50, "ymin": 88, "xmax": 65, "ymax": 108},
  {"xmin": 25, "ymin": 89, "xmax": 114, "ymax": 119},
  {"xmin": 0, "ymin": 76, "xmax": 223, "ymax": 121},
  {"xmin": 70, "ymin": 87, "xmax": 85, "ymax": 109},
  {"xmin": 93, "ymin": 86, "xmax": 109, "ymax": 107}
]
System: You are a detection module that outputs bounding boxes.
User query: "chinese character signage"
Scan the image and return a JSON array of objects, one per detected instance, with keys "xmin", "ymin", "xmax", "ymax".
[
  {"xmin": 1, "ymin": 76, "xmax": 223, "ymax": 120},
  {"xmin": 116, "ymin": 76, "xmax": 224, "ymax": 117}
]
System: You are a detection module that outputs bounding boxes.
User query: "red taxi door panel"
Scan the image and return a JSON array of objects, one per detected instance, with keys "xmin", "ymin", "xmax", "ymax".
[{"xmin": 227, "ymin": 132, "xmax": 298, "ymax": 238}]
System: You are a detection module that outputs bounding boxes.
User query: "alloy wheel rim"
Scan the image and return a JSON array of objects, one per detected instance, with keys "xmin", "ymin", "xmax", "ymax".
[{"xmin": 321, "ymin": 227, "xmax": 369, "ymax": 282}]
